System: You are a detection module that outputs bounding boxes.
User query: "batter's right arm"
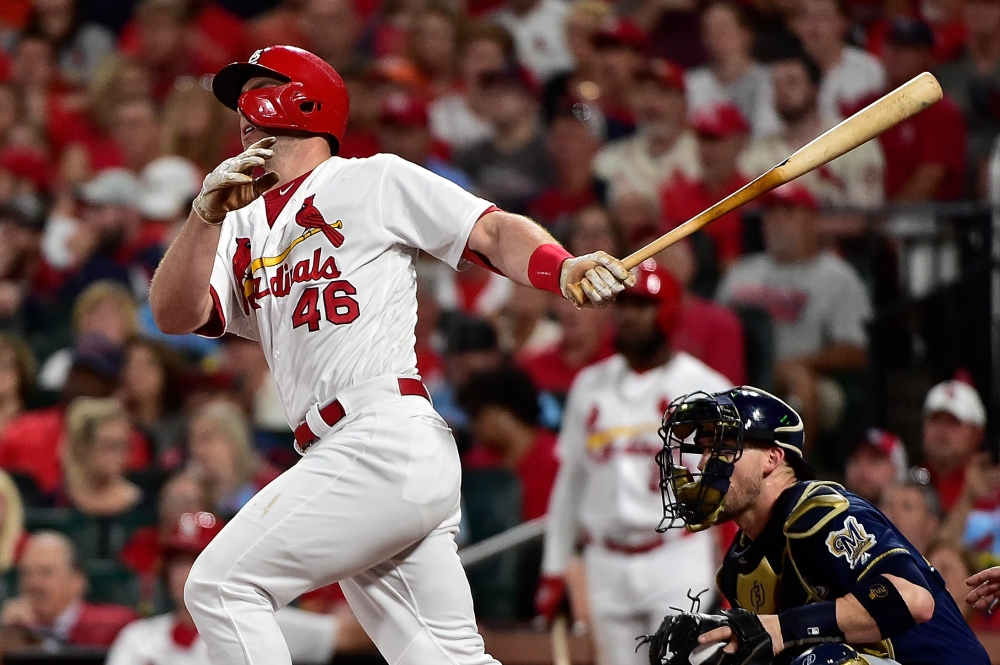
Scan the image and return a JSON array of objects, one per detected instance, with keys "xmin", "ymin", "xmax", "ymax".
[{"xmin": 150, "ymin": 138, "xmax": 278, "ymax": 334}]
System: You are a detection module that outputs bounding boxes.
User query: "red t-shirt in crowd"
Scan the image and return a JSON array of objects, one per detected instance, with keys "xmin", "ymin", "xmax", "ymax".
[
  {"xmin": 660, "ymin": 171, "xmax": 749, "ymax": 265},
  {"xmin": 672, "ymin": 295, "xmax": 746, "ymax": 385},
  {"xmin": 68, "ymin": 603, "xmax": 139, "ymax": 647},
  {"xmin": 528, "ymin": 186, "xmax": 599, "ymax": 229},
  {"xmin": 464, "ymin": 429, "xmax": 560, "ymax": 521},
  {"xmin": 517, "ymin": 329, "xmax": 616, "ymax": 397},
  {"xmin": 0, "ymin": 407, "xmax": 151, "ymax": 496},
  {"xmin": 851, "ymin": 91, "xmax": 967, "ymax": 201},
  {"xmin": 929, "ymin": 463, "xmax": 1000, "ymax": 513}
]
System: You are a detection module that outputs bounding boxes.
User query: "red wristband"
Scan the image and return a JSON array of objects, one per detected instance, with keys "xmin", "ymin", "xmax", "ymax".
[{"xmin": 528, "ymin": 244, "xmax": 573, "ymax": 295}]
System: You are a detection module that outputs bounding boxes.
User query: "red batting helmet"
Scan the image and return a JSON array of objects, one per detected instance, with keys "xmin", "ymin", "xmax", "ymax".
[
  {"xmin": 162, "ymin": 512, "xmax": 223, "ymax": 558},
  {"xmin": 213, "ymin": 45, "xmax": 350, "ymax": 154},
  {"xmin": 621, "ymin": 259, "xmax": 683, "ymax": 336}
]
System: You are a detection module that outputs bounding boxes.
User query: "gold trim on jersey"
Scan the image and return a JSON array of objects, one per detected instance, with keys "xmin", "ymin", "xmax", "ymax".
[
  {"xmin": 585, "ymin": 424, "xmax": 659, "ymax": 450},
  {"xmin": 735, "ymin": 555, "xmax": 780, "ymax": 614},
  {"xmin": 248, "ymin": 226, "xmax": 337, "ymax": 275},
  {"xmin": 857, "ymin": 548, "xmax": 909, "ymax": 580}
]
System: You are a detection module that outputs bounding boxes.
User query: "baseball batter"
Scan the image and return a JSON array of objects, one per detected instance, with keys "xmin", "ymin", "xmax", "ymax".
[
  {"xmin": 148, "ymin": 45, "xmax": 635, "ymax": 665},
  {"xmin": 537, "ymin": 261, "xmax": 732, "ymax": 665}
]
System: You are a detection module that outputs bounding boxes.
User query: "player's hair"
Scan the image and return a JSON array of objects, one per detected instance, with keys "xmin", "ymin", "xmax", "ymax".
[
  {"xmin": 457, "ymin": 366, "xmax": 540, "ymax": 427},
  {"xmin": 887, "ymin": 479, "xmax": 943, "ymax": 520},
  {"xmin": 72, "ymin": 281, "xmax": 138, "ymax": 339},
  {"xmin": 0, "ymin": 333, "xmax": 36, "ymax": 404},
  {"xmin": 27, "ymin": 530, "xmax": 85, "ymax": 575},
  {"xmin": 64, "ymin": 397, "xmax": 130, "ymax": 468},
  {"xmin": 702, "ymin": 0, "xmax": 754, "ymax": 33},
  {"xmin": 461, "ymin": 21, "xmax": 516, "ymax": 61}
]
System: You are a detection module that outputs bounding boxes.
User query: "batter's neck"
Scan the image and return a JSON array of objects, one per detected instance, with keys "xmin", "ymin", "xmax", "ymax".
[{"xmin": 271, "ymin": 137, "xmax": 333, "ymax": 188}]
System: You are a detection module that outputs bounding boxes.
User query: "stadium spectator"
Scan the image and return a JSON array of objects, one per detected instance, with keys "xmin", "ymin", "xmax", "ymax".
[
  {"xmin": 843, "ymin": 427, "xmax": 909, "ymax": 504},
  {"xmin": 920, "ymin": 379, "xmax": 989, "ymax": 510},
  {"xmin": 494, "ymin": 0, "xmax": 574, "ymax": 82},
  {"xmin": 110, "ymin": 97, "xmax": 164, "ymax": 173},
  {"xmin": 857, "ymin": 17, "xmax": 968, "ymax": 201},
  {"xmin": 739, "ymin": 50, "xmax": 885, "ymax": 207},
  {"xmin": 297, "ymin": 0, "xmax": 367, "ymax": 72},
  {"xmin": 936, "ymin": 0, "xmax": 1000, "ymax": 191},
  {"xmin": 589, "ymin": 17, "xmax": 647, "ymax": 139},
  {"xmin": 657, "ymin": 241, "xmax": 746, "ymax": 384},
  {"xmin": 563, "ymin": 204, "xmax": 624, "ymax": 257},
  {"xmin": 137, "ymin": 156, "xmax": 204, "ymax": 232},
  {"xmin": 0, "ymin": 469, "xmax": 25, "ymax": 575},
  {"xmin": 58, "ymin": 397, "xmax": 143, "ymax": 517},
  {"xmin": 408, "ymin": 7, "xmax": 461, "ymax": 99},
  {"xmin": 8, "ymin": 31, "xmax": 59, "ymax": 135},
  {"xmin": 455, "ymin": 64, "xmax": 552, "ymax": 214},
  {"xmin": 660, "ymin": 102, "xmax": 751, "ymax": 273},
  {"xmin": 118, "ymin": 338, "xmax": 186, "ymax": 465},
  {"xmin": 25, "ymin": 0, "xmax": 115, "ymax": 87},
  {"xmin": 610, "ymin": 188, "xmax": 662, "ymax": 250},
  {"xmin": 528, "ymin": 104, "xmax": 602, "ymax": 229},
  {"xmin": 0, "ymin": 199, "xmax": 44, "ymax": 332},
  {"xmin": 925, "ymin": 540, "xmax": 976, "ymax": 622},
  {"xmin": 0, "ymin": 531, "xmax": 137, "ymax": 648},
  {"xmin": 879, "ymin": 479, "xmax": 943, "ymax": 554},
  {"xmin": 428, "ymin": 22, "xmax": 511, "ymax": 151},
  {"xmin": 460, "ymin": 366, "xmax": 560, "ymax": 521},
  {"xmin": 938, "ymin": 451, "xmax": 1000, "ymax": 555},
  {"xmin": 185, "ymin": 401, "xmax": 281, "ymax": 520},
  {"xmin": 0, "ymin": 334, "xmax": 34, "ymax": 434},
  {"xmin": 160, "ymin": 80, "xmax": 239, "ymax": 176},
  {"xmin": 377, "ymin": 92, "xmax": 474, "ymax": 189},
  {"xmin": 715, "ymin": 183, "xmax": 871, "ymax": 449},
  {"xmin": 216, "ymin": 335, "xmax": 289, "ymax": 435},
  {"xmin": 593, "ymin": 58, "xmax": 697, "ymax": 203},
  {"xmin": 495, "ymin": 284, "xmax": 560, "ymax": 356},
  {"xmin": 685, "ymin": 1, "xmax": 780, "ymax": 136},
  {"xmin": 540, "ymin": 0, "xmax": 613, "ymax": 124},
  {"xmin": 436, "ymin": 315, "xmax": 505, "ymax": 431},
  {"xmin": 37, "ymin": 281, "xmax": 137, "ymax": 393},
  {"xmin": 790, "ymin": 0, "xmax": 887, "ymax": 118}
]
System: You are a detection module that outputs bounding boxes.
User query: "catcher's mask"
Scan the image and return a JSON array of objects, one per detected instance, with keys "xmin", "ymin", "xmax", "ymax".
[{"xmin": 656, "ymin": 391, "xmax": 743, "ymax": 532}]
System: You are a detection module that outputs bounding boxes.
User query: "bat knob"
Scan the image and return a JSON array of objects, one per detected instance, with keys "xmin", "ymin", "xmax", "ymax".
[{"xmin": 564, "ymin": 282, "xmax": 588, "ymax": 308}]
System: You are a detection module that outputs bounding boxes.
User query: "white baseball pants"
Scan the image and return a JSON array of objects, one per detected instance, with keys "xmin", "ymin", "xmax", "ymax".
[
  {"xmin": 584, "ymin": 533, "xmax": 717, "ymax": 665},
  {"xmin": 184, "ymin": 392, "xmax": 499, "ymax": 665}
]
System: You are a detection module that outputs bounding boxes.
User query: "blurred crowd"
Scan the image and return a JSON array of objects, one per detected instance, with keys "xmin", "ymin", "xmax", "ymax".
[{"xmin": 0, "ymin": 0, "xmax": 998, "ymax": 657}]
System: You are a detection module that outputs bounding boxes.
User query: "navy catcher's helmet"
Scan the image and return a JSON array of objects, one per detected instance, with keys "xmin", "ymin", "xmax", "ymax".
[
  {"xmin": 790, "ymin": 644, "xmax": 870, "ymax": 665},
  {"xmin": 655, "ymin": 386, "xmax": 814, "ymax": 531}
]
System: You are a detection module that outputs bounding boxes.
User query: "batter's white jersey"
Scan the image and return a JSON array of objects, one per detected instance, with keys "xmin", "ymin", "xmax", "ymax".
[
  {"xmin": 542, "ymin": 351, "xmax": 733, "ymax": 575},
  {"xmin": 202, "ymin": 154, "xmax": 494, "ymax": 425},
  {"xmin": 106, "ymin": 609, "xmax": 337, "ymax": 665}
]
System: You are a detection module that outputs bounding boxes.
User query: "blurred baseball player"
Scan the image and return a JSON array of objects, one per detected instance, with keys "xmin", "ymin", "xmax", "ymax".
[
  {"xmin": 148, "ymin": 45, "xmax": 635, "ymax": 665},
  {"xmin": 642, "ymin": 387, "xmax": 988, "ymax": 665},
  {"xmin": 537, "ymin": 261, "xmax": 731, "ymax": 665},
  {"xmin": 106, "ymin": 512, "xmax": 367, "ymax": 665}
]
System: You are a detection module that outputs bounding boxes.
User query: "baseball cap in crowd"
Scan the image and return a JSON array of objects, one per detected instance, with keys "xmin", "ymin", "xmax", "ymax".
[
  {"xmin": 856, "ymin": 428, "xmax": 910, "ymax": 482},
  {"xmin": 592, "ymin": 16, "xmax": 647, "ymax": 53},
  {"xmin": 380, "ymin": 92, "xmax": 429, "ymax": 128},
  {"xmin": 886, "ymin": 17, "xmax": 935, "ymax": 48},
  {"xmin": 364, "ymin": 56, "xmax": 424, "ymax": 89},
  {"xmin": 634, "ymin": 58, "xmax": 686, "ymax": 94},
  {"xmin": 923, "ymin": 380, "xmax": 987, "ymax": 427},
  {"xmin": 139, "ymin": 156, "xmax": 203, "ymax": 222},
  {"xmin": 0, "ymin": 148, "xmax": 50, "ymax": 194},
  {"xmin": 71, "ymin": 333, "xmax": 124, "ymax": 379},
  {"xmin": 0, "ymin": 194, "xmax": 46, "ymax": 230},
  {"xmin": 691, "ymin": 102, "xmax": 750, "ymax": 138},
  {"xmin": 761, "ymin": 182, "xmax": 819, "ymax": 212},
  {"xmin": 446, "ymin": 315, "xmax": 498, "ymax": 355},
  {"xmin": 479, "ymin": 62, "xmax": 540, "ymax": 97},
  {"xmin": 80, "ymin": 168, "xmax": 142, "ymax": 208}
]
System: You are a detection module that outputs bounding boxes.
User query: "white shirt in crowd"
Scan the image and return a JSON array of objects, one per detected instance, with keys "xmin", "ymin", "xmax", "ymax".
[
  {"xmin": 685, "ymin": 64, "xmax": 782, "ymax": 137},
  {"xmin": 494, "ymin": 0, "xmax": 574, "ymax": 82},
  {"xmin": 818, "ymin": 46, "xmax": 886, "ymax": 120}
]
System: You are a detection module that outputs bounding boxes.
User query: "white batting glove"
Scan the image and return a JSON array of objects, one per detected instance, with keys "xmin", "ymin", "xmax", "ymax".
[
  {"xmin": 192, "ymin": 137, "xmax": 280, "ymax": 224},
  {"xmin": 559, "ymin": 251, "xmax": 636, "ymax": 306}
]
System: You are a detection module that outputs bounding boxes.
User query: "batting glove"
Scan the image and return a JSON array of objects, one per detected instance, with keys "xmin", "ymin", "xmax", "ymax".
[
  {"xmin": 560, "ymin": 251, "xmax": 636, "ymax": 306},
  {"xmin": 534, "ymin": 575, "xmax": 567, "ymax": 625},
  {"xmin": 192, "ymin": 137, "xmax": 280, "ymax": 224}
]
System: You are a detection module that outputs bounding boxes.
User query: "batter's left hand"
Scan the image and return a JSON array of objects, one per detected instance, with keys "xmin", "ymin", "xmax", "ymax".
[{"xmin": 559, "ymin": 251, "xmax": 635, "ymax": 306}]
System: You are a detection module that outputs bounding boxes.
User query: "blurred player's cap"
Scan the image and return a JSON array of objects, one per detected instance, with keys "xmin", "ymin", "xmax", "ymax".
[
  {"xmin": 887, "ymin": 17, "xmax": 935, "ymax": 48},
  {"xmin": 163, "ymin": 512, "xmax": 224, "ymax": 557},
  {"xmin": 592, "ymin": 17, "xmax": 647, "ymax": 53},
  {"xmin": 364, "ymin": 56, "xmax": 424, "ymax": 88},
  {"xmin": 139, "ymin": 156, "xmax": 203, "ymax": 221},
  {"xmin": 71, "ymin": 333, "xmax": 124, "ymax": 379},
  {"xmin": 855, "ymin": 428, "xmax": 909, "ymax": 482},
  {"xmin": 924, "ymin": 380, "xmax": 986, "ymax": 427},
  {"xmin": 80, "ymin": 168, "xmax": 142, "ymax": 208},
  {"xmin": 380, "ymin": 92, "xmax": 429, "ymax": 128},
  {"xmin": 620, "ymin": 259, "xmax": 683, "ymax": 336},
  {"xmin": 0, "ymin": 148, "xmax": 50, "ymax": 194},
  {"xmin": 479, "ymin": 62, "xmax": 540, "ymax": 97},
  {"xmin": 761, "ymin": 182, "xmax": 819, "ymax": 212},
  {"xmin": 634, "ymin": 58, "xmax": 686, "ymax": 94},
  {"xmin": 691, "ymin": 102, "xmax": 750, "ymax": 138}
]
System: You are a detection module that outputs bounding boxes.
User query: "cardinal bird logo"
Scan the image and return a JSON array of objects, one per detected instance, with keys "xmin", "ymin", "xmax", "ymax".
[
  {"xmin": 232, "ymin": 237, "xmax": 254, "ymax": 313},
  {"xmin": 295, "ymin": 195, "xmax": 344, "ymax": 247}
]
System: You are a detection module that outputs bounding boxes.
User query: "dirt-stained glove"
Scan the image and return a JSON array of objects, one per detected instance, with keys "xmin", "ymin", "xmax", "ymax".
[
  {"xmin": 534, "ymin": 575, "xmax": 567, "ymax": 626},
  {"xmin": 638, "ymin": 609, "xmax": 772, "ymax": 665},
  {"xmin": 192, "ymin": 137, "xmax": 280, "ymax": 224},
  {"xmin": 559, "ymin": 251, "xmax": 636, "ymax": 306}
]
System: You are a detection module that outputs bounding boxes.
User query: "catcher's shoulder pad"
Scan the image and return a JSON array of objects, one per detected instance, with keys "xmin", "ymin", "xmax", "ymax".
[{"xmin": 783, "ymin": 482, "xmax": 850, "ymax": 540}]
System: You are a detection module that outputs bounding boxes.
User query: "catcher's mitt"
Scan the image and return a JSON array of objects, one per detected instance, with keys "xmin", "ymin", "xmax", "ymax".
[{"xmin": 639, "ymin": 608, "xmax": 773, "ymax": 665}]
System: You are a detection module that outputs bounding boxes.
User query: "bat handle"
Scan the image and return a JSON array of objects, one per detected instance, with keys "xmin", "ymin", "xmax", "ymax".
[{"xmin": 564, "ymin": 282, "xmax": 587, "ymax": 308}]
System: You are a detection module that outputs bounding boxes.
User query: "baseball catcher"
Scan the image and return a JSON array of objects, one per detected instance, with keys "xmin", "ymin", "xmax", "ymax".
[{"xmin": 639, "ymin": 386, "xmax": 988, "ymax": 665}]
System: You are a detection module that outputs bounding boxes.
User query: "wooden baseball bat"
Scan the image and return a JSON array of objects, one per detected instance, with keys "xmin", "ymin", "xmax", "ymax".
[
  {"xmin": 565, "ymin": 71, "xmax": 943, "ymax": 307},
  {"xmin": 551, "ymin": 615, "xmax": 571, "ymax": 665}
]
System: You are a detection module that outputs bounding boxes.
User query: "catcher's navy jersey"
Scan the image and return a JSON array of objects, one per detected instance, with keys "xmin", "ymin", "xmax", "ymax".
[{"xmin": 718, "ymin": 481, "xmax": 988, "ymax": 665}]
